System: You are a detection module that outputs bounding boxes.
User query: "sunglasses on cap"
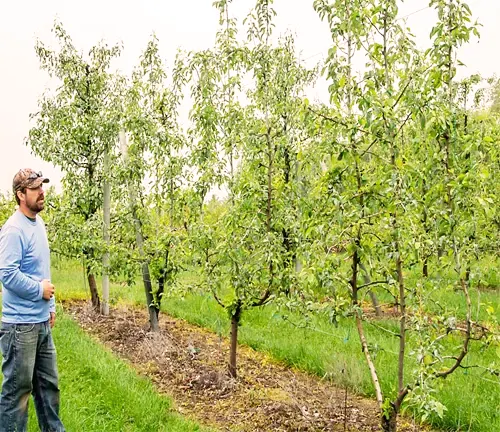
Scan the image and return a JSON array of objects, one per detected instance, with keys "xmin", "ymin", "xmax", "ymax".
[{"xmin": 20, "ymin": 170, "xmax": 44, "ymax": 180}]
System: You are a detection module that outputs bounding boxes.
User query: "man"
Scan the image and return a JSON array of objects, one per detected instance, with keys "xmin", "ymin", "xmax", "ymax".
[{"xmin": 0, "ymin": 169, "xmax": 65, "ymax": 432}]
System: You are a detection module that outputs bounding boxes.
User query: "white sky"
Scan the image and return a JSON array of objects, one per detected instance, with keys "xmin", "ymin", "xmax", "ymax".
[{"xmin": 0, "ymin": 0, "xmax": 497, "ymax": 195}]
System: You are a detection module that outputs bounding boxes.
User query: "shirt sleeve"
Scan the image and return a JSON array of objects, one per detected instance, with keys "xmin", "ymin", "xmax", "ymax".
[{"xmin": 0, "ymin": 226, "xmax": 44, "ymax": 302}]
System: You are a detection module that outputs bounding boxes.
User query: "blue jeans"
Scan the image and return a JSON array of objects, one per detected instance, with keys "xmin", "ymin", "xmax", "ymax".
[{"xmin": 0, "ymin": 321, "xmax": 65, "ymax": 432}]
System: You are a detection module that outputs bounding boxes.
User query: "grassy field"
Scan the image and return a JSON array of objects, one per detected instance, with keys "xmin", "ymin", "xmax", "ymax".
[
  {"xmin": 53, "ymin": 258, "xmax": 499, "ymax": 432},
  {"xmin": 0, "ymin": 311, "xmax": 205, "ymax": 432}
]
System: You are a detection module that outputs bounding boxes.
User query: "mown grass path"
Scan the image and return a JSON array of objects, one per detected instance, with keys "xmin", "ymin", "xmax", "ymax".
[{"xmin": 0, "ymin": 311, "xmax": 205, "ymax": 432}]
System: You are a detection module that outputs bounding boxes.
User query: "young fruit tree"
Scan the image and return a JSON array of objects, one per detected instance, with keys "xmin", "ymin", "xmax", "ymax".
[
  {"xmin": 118, "ymin": 37, "xmax": 189, "ymax": 331},
  {"xmin": 28, "ymin": 22, "xmax": 122, "ymax": 310},
  {"xmin": 188, "ymin": 0, "xmax": 315, "ymax": 377},
  {"xmin": 311, "ymin": 0, "xmax": 493, "ymax": 430},
  {"xmin": 187, "ymin": 0, "xmax": 255, "ymax": 378}
]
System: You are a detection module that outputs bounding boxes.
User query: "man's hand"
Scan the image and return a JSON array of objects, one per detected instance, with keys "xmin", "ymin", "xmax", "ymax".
[
  {"xmin": 49, "ymin": 312, "xmax": 56, "ymax": 328},
  {"xmin": 41, "ymin": 279, "xmax": 55, "ymax": 300}
]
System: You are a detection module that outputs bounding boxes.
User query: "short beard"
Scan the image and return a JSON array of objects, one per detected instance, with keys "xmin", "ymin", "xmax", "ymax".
[{"xmin": 27, "ymin": 199, "xmax": 44, "ymax": 214}]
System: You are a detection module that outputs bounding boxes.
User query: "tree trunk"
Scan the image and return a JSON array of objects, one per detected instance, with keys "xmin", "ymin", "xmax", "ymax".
[
  {"xmin": 153, "ymin": 248, "xmax": 170, "ymax": 322},
  {"xmin": 423, "ymin": 259, "xmax": 429, "ymax": 278},
  {"xmin": 281, "ymin": 134, "xmax": 295, "ymax": 297},
  {"xmin": 381, "ymin": 409, "xmax": 398, "ymax": 432},
  {"xmin": 87, "ymin": 268, "xmax": 100, "ymax": 311},
  {"xmin": 437, "ymin": 246, "xmax": 444, "ymax": 259},
  {"xmin": 101, "ymin": 147, "xmax": 111, "ymax": 316},
  {"xmin": 422, "ymin": 191, "xmax": 429, "ymax": 278},
  {"xmin": 228, "ymin": 302, "xmax": 242, "ymax": 378},
  {"xmin": 120, "ymin": 131, "xmax": 159, "ymax": 332},
  {"xmin": 141, "ymin": 262, "xmax": 159, "ymax": 332},
  {"xmin": 156, "ymin": 276, "xmax": 164, "ymax": 321},
  {"xmin": 282, "ymin": 227, "xmax": 294, "ymax": 296},
  {"xmin": 155, "ymin": 273, "xmax": 166, "ymax": 322}
]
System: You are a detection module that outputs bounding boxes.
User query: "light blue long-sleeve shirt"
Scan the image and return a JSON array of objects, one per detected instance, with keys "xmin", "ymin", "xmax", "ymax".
[{"xmin": 0, "ymin": 210, "xmax": 55, "ymax": 323}]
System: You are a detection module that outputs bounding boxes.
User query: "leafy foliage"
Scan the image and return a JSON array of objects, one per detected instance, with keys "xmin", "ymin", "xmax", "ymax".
[{"xmin": 27, "ymin": 2, "xmax": 499, "ymax": 430}]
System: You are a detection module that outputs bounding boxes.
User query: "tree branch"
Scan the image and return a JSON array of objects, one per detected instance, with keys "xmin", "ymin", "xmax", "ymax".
[
  {"xmin": 308, "ymin": 106, "xmax": 370, "ymax": 136},
  {"xmin": 358, "ymin": 280, "xmax": 389, "ymax": 290}
]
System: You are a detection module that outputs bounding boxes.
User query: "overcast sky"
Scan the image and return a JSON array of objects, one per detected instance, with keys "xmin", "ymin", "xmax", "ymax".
[{"xmin": 0, "ymin": 0, "xmax": 497, "ymax": 195}]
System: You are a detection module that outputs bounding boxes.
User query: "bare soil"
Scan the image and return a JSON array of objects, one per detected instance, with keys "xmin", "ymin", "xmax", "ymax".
[{"xmin": 64, "ymin": 301, "xmax": 424, "ymax": 432}]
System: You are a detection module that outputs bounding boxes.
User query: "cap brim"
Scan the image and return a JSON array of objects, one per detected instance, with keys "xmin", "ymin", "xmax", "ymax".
[{"xmin": 27, "ymin": 177, "xmax": 50, "ymax": 188}]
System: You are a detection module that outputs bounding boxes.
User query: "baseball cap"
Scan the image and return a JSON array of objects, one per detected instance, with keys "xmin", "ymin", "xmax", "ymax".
[{"xmin": 13, "ymin": 168, "xmax": 50, "ymax": 192}]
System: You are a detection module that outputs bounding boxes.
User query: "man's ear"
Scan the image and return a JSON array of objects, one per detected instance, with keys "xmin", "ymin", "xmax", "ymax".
[{"xmin": 16, "ymin": 190, "xmax": 25, "ymax": 203}]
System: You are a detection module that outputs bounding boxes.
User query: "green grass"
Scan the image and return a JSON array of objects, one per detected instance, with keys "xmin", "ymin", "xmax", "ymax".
[
  {"xmin": 404, "ymin": 255, "xmax": 500, "ymax": 323},
  {"xmin": 52, "ymin": 258, "xmax": 500, "ymax": 432},
  {"xmin": 162, "ymin": 293, "xmax": 500, "ymax": 432},
  {"xmin": 321, "ymin": 254, "xmax": 500, "ymax": 323},
  {"xmin": 1, "ymin": 312, "xmax": 205, "ymax": 432}
]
